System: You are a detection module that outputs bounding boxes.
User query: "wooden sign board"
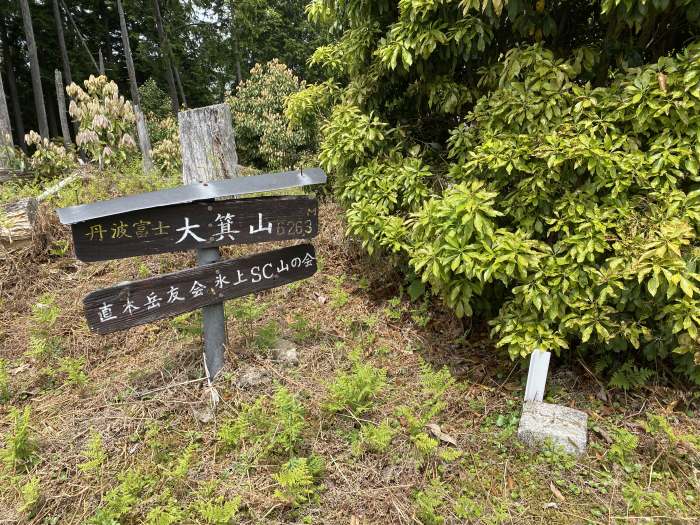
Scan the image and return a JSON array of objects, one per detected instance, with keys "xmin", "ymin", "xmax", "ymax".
[
  {"xmin": 84, "ymin": 243, "xmax": 317, "ymax": 334},
  {"xmin": 71, "ymin": 195, "xmax": 318, "ymax": 262}
]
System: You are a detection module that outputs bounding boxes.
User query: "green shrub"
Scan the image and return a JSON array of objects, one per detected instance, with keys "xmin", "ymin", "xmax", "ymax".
[
  {"xmin": 23, "ymin": 131, "xmax": 77, "ymax": 179},
  {"xmin": 138, "ymin": 78, "xmax": 172, "ymax": 122},
  {"xmin": 293, "ymin": 0, "xmax": 700, "ymax": 385},
  {"xmin": 227, "ymin": 60, "xmax": 316, "ymax": 170}
]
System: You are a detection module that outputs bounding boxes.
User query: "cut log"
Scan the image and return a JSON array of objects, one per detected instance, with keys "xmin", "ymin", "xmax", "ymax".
[
  {"xmin": 0, "ymin": 198, "xmax": 38, "ymax": 249},
  {"xmin": 179, "ymin": 104, "xmax": 238, "ymax": 184}
]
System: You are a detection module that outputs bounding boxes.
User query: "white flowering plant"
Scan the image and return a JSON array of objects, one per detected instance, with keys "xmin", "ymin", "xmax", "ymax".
[{"xmin": 67, "ymin": 75, "xmax": 137, "ymax": 168}]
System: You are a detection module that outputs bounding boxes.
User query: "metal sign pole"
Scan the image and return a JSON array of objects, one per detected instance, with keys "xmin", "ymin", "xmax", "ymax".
[{"xmin": 197, "ymin": 246, "xmax": 226, "ymax": 380}]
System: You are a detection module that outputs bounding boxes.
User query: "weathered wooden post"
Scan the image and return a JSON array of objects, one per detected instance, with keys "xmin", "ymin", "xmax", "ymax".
[
  {"xmin": 54, "ymin": 69, "xmax": 72, "ymax": 148},
  {"xmin": 179, "ymin": 103, "xmax": 238, "ymax": 379}
]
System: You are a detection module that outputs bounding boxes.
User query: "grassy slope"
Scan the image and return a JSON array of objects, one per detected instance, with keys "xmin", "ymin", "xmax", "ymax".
[{"xmin": 0, "ymin": 168, "xmax": 698, "ymax": 524}]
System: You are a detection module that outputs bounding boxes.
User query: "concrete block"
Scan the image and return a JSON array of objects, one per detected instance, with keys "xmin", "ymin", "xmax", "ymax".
[{"xmin": 517, "ymin": 401, "xmax": 588, "ymax": 456}]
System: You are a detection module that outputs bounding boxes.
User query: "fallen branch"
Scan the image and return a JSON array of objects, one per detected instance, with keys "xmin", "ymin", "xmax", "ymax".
[{"xmin": 37, "ymin": 172, "xmax": 81, "ymax": 202}]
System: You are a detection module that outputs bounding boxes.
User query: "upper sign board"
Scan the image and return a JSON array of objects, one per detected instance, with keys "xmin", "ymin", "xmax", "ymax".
[{"xmin": 71, "ymin": 195, "xmax": 318, "ymax": 262}]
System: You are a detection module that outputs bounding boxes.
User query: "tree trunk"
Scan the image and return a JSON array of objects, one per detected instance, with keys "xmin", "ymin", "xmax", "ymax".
[
  {"xmin": 59, "ymin": 0, "xmax": 100, "ymax": 73},
  {"xmin": 98, "ymin": 48, "xmax": 105, "ymax": 75},
  {"xmin": 229, "ymin": 0, "xmax": 243, "ymax": 85},
  {"xmin": 117, "ymin": 0, "xmax": 154, "ymax": 173},
  {"xmin": 179, "ymin": 104, "xmax": 238, "ymax": 184},
  {"xmin": 152, "ymin": 0, "xmax": 179, "ymax": 115},
  {"xmin": 134, "ymin": 104, "xmax": 154, "ymax": 174},
  {"xmin": 0, "ymin": 70, "xmax": 13, "ymax": 168},
  {"xmin": 54, "ymin": 70, "xmax": 71, "ymax": 148},
  {"xmin": 19, "ymin": 0, "xmax": 49, "ymax": 138},
  {"xmin": 52, "ymin": 0, "xmax": 72, "ymax": 85},
  {"xmin": 173, "ymin": 63, "xmax": 187, "ymax": 108},
  {"xmin": 4, "ymin": 47, "xmax": 26, "ymax": 152},
  {"xmin": 116, "ymin": 0, "xmax": 140, "ymax": 105}
]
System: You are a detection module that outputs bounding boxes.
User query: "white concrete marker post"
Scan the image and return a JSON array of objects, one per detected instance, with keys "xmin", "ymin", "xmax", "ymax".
[
  {"xmin": 517, "ymin": 349, "xmax": 589, "ymax": 456},
  {"xmin": 524, "ymin": 349, "xmax": 551, "ymax": 402}
]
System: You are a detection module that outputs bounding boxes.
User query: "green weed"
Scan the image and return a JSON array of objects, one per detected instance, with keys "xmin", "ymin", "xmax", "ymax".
[
  {"xmin": 58, "ymin": 357, "xmax": 88, "ymax": 387},
  {"xmin": 192, "ymin": 495, "xmax": 241, "ymax": 524},
  {"xmin": 608, "ymin": 427, "xmax": 639, "ymax": 472},
  {"xmin": 0, "ymin": 359, "xmax": 9, "ymax": 402},
  {"xmin": 273, "ymin": 455, "xmax": 325, "ymax": 508},
  {"xmin": 290, "ymin": 313, "xmax": 319, "ymax": 343},
  {"xmin": 1, "ymin": 407, "xmax": 38, "ymax": 471},
  {"xmin": 324, "ymin": 352, "xmax": 386, "ymax": 415},
  {"xmin": 78, "ymin": 431, "xmax": 107, "ymax": 474},
  {"xmin": 19, "ymin": 476, "xmax": 42, "ymax": 517},
  {"xmin": 218, "ymin": 386, "xmax": 305, "ymax": 462},
  {"xmin": 88, "ymin": 469, "xmax": 154, "ymax": 523},
  {"xmin": 414, "ymin": 478, "xmax": 447, "ymax": 525},
  {"xmin": 145, "ymin": 501, "xmax": 185, "ymax": 525},
  {"xmin": 254, "ymin": 320, "xmax": 280, "ymax": 350},
  {"xmin": 329, "ymin": 275, "xmax": 349, "ymax": 308},
  {"xmin": 351, "ymin": 419, "xmax": 396, "ymax": 456}
]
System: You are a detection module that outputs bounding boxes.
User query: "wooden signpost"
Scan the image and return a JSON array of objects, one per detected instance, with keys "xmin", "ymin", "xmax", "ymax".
[
  {"xmin": 84, "ymin": 243, "xmax": 317, "ymax": 334},
  {"xmin": 71, "ymin": 195, "xmax": 318, "ymax": 262},
  {"xmin": 57, "ymin": 167, "xmax": 326, "ymax": 380}
]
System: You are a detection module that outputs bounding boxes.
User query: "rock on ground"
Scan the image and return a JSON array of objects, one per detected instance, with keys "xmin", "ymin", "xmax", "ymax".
[
  {"xmin": 517, "ymin": 401, "xmax": 588, "ymax": 456},
  {"xmin": 271, "ymin": 339, "xmax": 299, "ymax": 367}
]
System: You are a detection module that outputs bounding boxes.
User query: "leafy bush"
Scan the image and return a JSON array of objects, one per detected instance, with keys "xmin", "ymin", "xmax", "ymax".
[
  {"xmin": 23, "ymin": 131, "xmax": 77, "ymax": 179},
  {"xmin": 67, "ymin": 75, "xmax": 137, "ymax": 168},
  {"xmin": 293, "ymin": 0, "xmax": 700, "ymax": 384},
  {"xmin": 138, "ymin": 78, "xmax": 172, "ymax": 122},
  {"xmin": 227, "ymin": 60, "xmax": 316, "ymax": 170}
]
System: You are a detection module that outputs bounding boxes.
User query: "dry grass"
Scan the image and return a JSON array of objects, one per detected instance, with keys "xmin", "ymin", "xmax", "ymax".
[{"xmin": 0, "ymin": 191, "xmax": 698, "ymax": 524}]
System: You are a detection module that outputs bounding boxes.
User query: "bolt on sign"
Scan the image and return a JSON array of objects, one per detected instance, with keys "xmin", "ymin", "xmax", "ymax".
[{"xmin": 57, "ymin": 168, "xmax": 326, "ymax": 335}]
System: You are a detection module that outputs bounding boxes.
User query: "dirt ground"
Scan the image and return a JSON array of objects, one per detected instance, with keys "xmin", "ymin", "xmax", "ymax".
[{"xmin": 0, "ymin": 193, "xmax": 698, "ymax": 524}]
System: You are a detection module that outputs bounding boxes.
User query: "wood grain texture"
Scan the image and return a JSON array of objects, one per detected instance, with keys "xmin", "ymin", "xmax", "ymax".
[
  {"xmin": 71, "ymin": 195, "xmax": 318, "ymax": 262},
  {"xmin": 0, "ymin": 198, "xmax": 38, "ymax": 248},
  {"xmin": 84, "ymin": 243, "xmax": 317, "ymax": 334},
  {"xmin": 179, "ymin": 104, "xmax": 238, "ymax": 183}
]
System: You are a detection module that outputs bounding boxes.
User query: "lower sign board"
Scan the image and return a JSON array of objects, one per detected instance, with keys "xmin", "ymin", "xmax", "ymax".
[
  {"xmin": 71, "ymin": 195, "xmax": 318, "ymax": 262},
  {"xmin": 84, "ymin": 244, "xmax": 317, "ymax": 334}
]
